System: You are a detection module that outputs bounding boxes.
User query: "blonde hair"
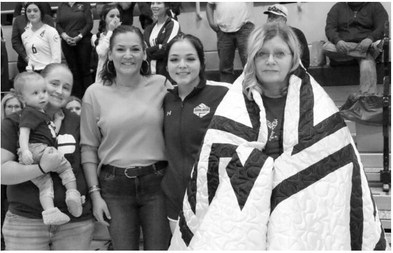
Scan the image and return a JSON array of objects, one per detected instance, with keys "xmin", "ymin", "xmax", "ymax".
[
  {"xmin": 243, "ymin": 22, "xmax": 301, "ymax": 100},
  {"xmin": 1, "ymin": 93, "xmax": 23, "ymax": 119},
  {"xmin": 13, "ymin": 71, "xmax": 45, "ymax": 99}
]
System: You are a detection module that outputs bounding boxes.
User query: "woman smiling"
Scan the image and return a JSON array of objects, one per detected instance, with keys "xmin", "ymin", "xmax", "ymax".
[
  {"xmin": 21, "ymin": 2, "xmax": 61, "ymax": 72},
  {"xmin": 81, "ymin": 25, "xmax": 172, "ymax": 250}
]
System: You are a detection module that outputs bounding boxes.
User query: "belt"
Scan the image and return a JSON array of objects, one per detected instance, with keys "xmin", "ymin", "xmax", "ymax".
[{"xmin": 101, "ymin": 161, "xmax": 167, "ymax": 179}]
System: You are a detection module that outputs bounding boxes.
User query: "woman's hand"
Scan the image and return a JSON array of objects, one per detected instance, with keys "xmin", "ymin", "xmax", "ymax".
[
  {"xmin": 108, "ymin": 19, "xmax": 121, "ymax": 32},
  {"xmin": 169, "ymin": 220, "xmax": 177, "ymax": 234},
  {"xmin": 90, "ymin": 192, "xmax": 111, "ymax": 226},
  {"xmin": 61, "ymin": 32, "xmax": 76, "ymax": 46},
  {"xmin": 39, "ymin": 147, "xmax": 63, "ymax": 173}
]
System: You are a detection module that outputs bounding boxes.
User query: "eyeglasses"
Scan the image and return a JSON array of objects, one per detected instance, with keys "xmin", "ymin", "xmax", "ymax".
[
  {"xmin": 255, "ymin": 50, "xmax": 292, "ymax": 60},
  {"xmin": 6, "ymin": 105, "xmax": 21, "ymax": 110}
]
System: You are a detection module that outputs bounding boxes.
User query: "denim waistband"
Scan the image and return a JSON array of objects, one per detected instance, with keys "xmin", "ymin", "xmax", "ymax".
[{"xmin": 101, "ymin": 161, "xmax": 167, "ymax": 179}]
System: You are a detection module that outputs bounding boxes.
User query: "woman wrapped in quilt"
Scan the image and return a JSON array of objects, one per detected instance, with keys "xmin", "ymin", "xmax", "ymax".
[{"xmin": 169, "ymin": 22, "xmax": 388, "ymax": 250}]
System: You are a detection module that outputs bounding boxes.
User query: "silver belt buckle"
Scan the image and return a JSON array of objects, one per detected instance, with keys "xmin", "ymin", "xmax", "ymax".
[{"xmin": 124, "ymin": 167, "xmax": 137, "ymax": 179}]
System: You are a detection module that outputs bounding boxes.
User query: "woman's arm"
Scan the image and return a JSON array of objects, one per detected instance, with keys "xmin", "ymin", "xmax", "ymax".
[
  {"xmin": 79, "ymin": 3, "xmax": 93, "ymax": 37},
  {"xmin": 11, "ymin": 17, "xmax": 28, "ymax": 61},
  {"xmin": 55, "ymin": 4, "xmax": 65, "ymax": 36},
  {"xmin": 1, "ymin": 147, "xmax": 62, "ymax": 185},
  {"xmin": 146, "ymin": 19, "xmax": 180, "ymax": 60},
  {"xmin": 82, "ymin": 162, "xmax": 111, "ymax": 226},
  {"xmin": 95, "ymin": 31, "xmax": 112, "ymax": 58},
  {"xmin": 48, "ymin": 28, "xmax": 62, "ymax": 63}
]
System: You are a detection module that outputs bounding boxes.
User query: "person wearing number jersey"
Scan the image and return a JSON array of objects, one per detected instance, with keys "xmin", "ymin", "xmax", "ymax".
[
  {"xmin": 12, "ymin": 4, "xmax": 54, "ymax": 73},
  {"xmin": 161, "ymin": 34, "xmax": 229, "ymax": 233},
  {"xmin": 21, "ymin": 3, "xmax": 61, "ymax": 72}
]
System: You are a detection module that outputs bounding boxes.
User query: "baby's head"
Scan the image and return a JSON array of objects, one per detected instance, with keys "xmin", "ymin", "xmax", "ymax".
[{"xmin": 13, "ymin": 72, "xmax": 48, "ymax": 110}]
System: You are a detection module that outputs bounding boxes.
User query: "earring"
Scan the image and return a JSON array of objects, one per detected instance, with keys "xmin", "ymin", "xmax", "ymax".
[
  {"xmin": 141, "ymin": 60, "xmax": 150, "ymax": 75},
  {"xmin": 106, "ymin": 60, "xmax": 114, "ymax": 74}
]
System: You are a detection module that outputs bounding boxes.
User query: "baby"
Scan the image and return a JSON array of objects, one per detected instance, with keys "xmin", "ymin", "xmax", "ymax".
[{"xmin": 13, "ymin": 72, "xmax": 82, "ymax": 225}]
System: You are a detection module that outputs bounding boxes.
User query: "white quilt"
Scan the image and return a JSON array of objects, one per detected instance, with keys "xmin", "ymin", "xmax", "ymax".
[{"xmin": 169, "ymin": 67, "xmax": 387, "ymax": 250}]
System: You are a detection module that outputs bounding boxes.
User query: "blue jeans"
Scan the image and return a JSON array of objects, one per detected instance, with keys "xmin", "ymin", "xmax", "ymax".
[
  {"xmin": 2, "ymin": 211, "xmax": 94, "ymax": 250},
  {"xmin": 99, "ymin": 167, "xmax": 170, "ymax": 250},
  {"xmin": 217, "ymin": 22, "xmax": 255, "ymax": 83}
]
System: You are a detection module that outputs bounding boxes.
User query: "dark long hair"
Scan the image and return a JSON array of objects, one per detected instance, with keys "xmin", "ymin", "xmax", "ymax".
[
  {"xmin": 95, "ymin": 4, "xmax": 122, "ymax": 47},
  {"xmin": 164, "ymin": 33, "xmax": 206, "ymax": 84},
  {"xmin": 100, "ymin": 25, "xmax": 149, "ymax": 86},
  {"xmin": 24, "ymin": 2, "xmax": 44, "ymax": 22}
]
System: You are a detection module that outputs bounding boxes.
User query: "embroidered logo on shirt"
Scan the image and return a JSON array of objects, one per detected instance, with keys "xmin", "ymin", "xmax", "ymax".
[
  {"xmin": 40, "ymin": 30, "xmax": 45, "ymax": 37},
  {"xmin": 267, "ymin": 119, "xmax": 278, "ymax": 141},
  {"xmin": 53, "ymin": 34, "xmax": 59, "ymax": 42},
  {"xmin": 166, "ymin": 111, "xmax": 172, "ymax": 116},
  {"xmin": 47, "ymin": 121, "xmax": 57, "ymax": 138},
  {"xmin": 193, "ymin": 103, "xmax": 210, "ymax": 118}
]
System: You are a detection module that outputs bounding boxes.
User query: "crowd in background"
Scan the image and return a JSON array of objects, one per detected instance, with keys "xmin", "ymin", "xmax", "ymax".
[{"xmin": 0, "ymin": 2, "xmax": 389, "ymax": 251}]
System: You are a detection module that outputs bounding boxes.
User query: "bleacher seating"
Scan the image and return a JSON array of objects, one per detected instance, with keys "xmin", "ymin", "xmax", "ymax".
[{"xmin": 324, "ymin": 86, "xmax": 391, "ymax": 247}]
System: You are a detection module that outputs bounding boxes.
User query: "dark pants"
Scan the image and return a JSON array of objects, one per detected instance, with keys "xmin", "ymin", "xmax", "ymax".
[
  {"xmin": 61, "ymin": 37, "xmax": 92, "ymax": 99},
  {"xmin": 1, "ymin": 40, "xmax": 10, "ymax": 92},
  {"xmin": 217, "ymin": 22, "xmax": 255, "ymax": 83},
  {"xmin": 99, "ymin": 166, "xmax": 170, "ymax": 250},
  {"xmin": 16, "ymin": 55, "xmax": 27, "ymax": 74}
]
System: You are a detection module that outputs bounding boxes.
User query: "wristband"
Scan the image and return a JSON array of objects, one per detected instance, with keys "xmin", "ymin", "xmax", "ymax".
[
  {"xmin": 88, "ymin": 185, "xmax": 101, "ymax": 194},
  {"xmin": 38, "ymin": 163, "xmax": 46, "ymax": 174}
]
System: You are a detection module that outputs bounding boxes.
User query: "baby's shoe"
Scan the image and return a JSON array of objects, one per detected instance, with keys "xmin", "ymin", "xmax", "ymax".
[
  {"xmin": 65, "ymin": 189, "xmax": 83, "ymax": 217},
  {"xmin": 42, "ymin": 207, "xmax": 70, "ymax": 225}
]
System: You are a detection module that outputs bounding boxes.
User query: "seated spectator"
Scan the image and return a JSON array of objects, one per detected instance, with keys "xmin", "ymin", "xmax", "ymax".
[
  {"xmin": 144, "ymin": 2, "xmax": 181, "ymax": 78},
  {"xmin": 263, "ymin": 4, "xmax": 310, "ymax": 69},
  {"xmin": 65, "ymin": 96, "xmax": 82, "ymax": 116},
  {"xmin": 12, "ymin": 4, "xmax": 54, "ymax": 73},
  {"xmin": 21, "ymin": 2, "xmax": 61, "ymax": 72},
  {"xmin": 323, "ymin": 2, "xmax": 388, "ymax": 95},
  {"xmin": 91, "ymin": 4, "xmax": 121, "ymax": 82}
]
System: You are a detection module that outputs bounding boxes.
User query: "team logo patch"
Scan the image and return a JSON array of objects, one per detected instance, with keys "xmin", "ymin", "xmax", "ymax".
[
  {"xmin": 53, "ymin": 34, "xmax": 59, "ymax": 42},
  {"xmin": 40, "ymin": 30, "xmax": 45, "ymax": 37},
  {"xmin": 193, "ymin": 103, "xmax": 210, "ymax": 118}
]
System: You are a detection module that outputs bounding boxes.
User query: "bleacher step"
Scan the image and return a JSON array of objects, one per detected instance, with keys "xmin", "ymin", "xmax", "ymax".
[{"xmin": 360, "ymin": 153, "xmax": 391, "ymax": 168}]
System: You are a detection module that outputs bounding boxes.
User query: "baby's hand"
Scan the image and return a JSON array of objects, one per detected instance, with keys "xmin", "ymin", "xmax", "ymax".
[{"xmin": 21, "ymin": 149, "xmax": 34, "ymax": 165}]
